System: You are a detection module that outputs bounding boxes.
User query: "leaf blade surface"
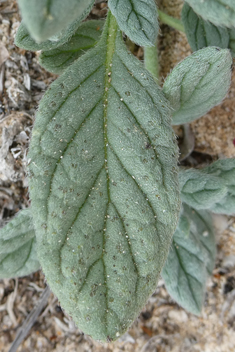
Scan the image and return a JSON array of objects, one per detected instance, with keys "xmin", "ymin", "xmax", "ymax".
[
  {"xmin": 229, "ymin": 28, "xmax": 235, "ymax": 57},
  {"xmin": 163, "ymin": 47, "xmax": 232, "ymax": 125},
  {"xmin": 179, "ymin": 168, "xmax": 227, "ymax": 210},
  {"xmin": 14, "ymin": 17, "xmax": 87, "ymax": 52},
  {"xmin": 203, "ymin": 158, "xmax": 235, "ymax": 215},
  {"xmin": 162, "ymin": 204, "xmax": 216, "ymax": 314},
  {"xmin": 18, "ymin": 0, "xmax": 95, "ymax": 42},
  {"xmin": 28, "ymin": 13, "xmax": 180, "ymax": 341},
  {"xmin": 108, "ymin": 0, "xmax": 158, "ymax": 46},
  {"xmin": 182, "ymin": 3, "xmax": 229, "ymax": 52},
  {"xmin": 39, "ymin": 20, "xmax": 104, "ymax": 74},
  {"xmin": 179, "ymin": 158, "xmax": 235, "ymax": 215},
  {"xmin": 0, "ymin": 209, "xmax": 40, "ymax": 278},
  {"xmin": 185, "ymin": 0, "xmax": 235, "ymax": 28}
]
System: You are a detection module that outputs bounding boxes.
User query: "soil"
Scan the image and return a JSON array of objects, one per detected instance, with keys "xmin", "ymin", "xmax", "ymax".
[{"xmin": 0, "ymin": 1, "xmax": 235, "ymax": 351}]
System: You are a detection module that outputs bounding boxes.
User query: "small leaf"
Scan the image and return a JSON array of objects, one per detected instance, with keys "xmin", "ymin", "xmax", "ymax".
[
  {"xmin": 0, "ymin": 209, "xmax": 40, "ymax": 279},
  {"xmin": 185, "ymin": 0, "xmax": 235, "ymax": 29},
  {"xmin": 200, "ymin": 158, "xmax": 235, "ymax": 188},
  {"xmin": 39, "ymin": 20, "xmax": 105, "ymax": 75},
  {"xmin": 203, "ymin": 158, "xmax": 235, "ymax": 215},
  {"xmin": 182, "ymin": 3, "xmax": 229, "ymax": 52},
  {"xmin": 162, "ymin": 204, "xmax": 216, "ymax": 315},
  {"xmin": 28, "ymin": 13, "xmax": 180, "ymax": 341},
  {"xmin": 179, "ymin": 168, "xmax": 227, "ymax": 210},
  {"xmin": 18, "ymin": 0, "xmax": 95, "ymax": 42},
  {"xmin": 108, "ymin": 0, "xmax": 158, "ymax": 46},
  {"xmin": 15, "ymin": 17, "xmax": 87, "ymax": 52},
  {"xmin": 163, "ymin": 47, "xmax": 232, "ymax": 125},
  {"xmin": 179, "ymin": 158, "xmax": 235, "ymax": 215}
]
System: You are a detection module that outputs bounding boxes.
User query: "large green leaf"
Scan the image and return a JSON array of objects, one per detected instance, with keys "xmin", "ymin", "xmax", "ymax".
[
  {"xmin": 179, "ymin": 158, "xmax": 235, "ymax": 215},
  {"xmin": 39, "ymin": 20, "xmax": 104, "ymax": 75},
  {"xmin": 181, "ymin": 3, "xmax": 229, "ymax": 52},
  {"xmin": 0, "ymin": 209, "xmax": 40, "ymax": 279},
  {"xmin": 185, "ymin": 0, "xmax": 235, "ymax": 28},
  {"xmin": 108, "ymin": 0, "xmax": 158, "ymax": 46},
  {"xmin": 18, "ymin": 0, "xmax": 95, "ymax": 42},
  {"xmin": 162, "ymin": 204, "xmax": 216, "ymax": 315},
  {"xmin": 163, "ymin": 47, "xmax": 232, "ymax": 125},
  {"xmin": 14, "ymin": 18, "xmax": 87, "ymax": 52},
  {"xmin": 27, "ymin": 13, "xmax": 180, "ymax": 341}
]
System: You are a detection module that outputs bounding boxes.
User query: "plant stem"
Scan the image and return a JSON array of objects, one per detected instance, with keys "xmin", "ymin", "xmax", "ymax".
[
  {"xmin": 144, "ymin": 10, "xmax": 185, "ymax": 82},
  {"xmin": 144, "ymin": 44, "xmax": 159, "ymax": 84},
  {"xmin": 158, "ymin": 9, "xmax": 185, "ymax": 33}
]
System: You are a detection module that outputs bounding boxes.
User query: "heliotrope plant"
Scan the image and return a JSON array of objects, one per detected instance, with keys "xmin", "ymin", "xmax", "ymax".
[{"xmin": 0, "ymin": 0, "xmax": 235, "ymax": 342}]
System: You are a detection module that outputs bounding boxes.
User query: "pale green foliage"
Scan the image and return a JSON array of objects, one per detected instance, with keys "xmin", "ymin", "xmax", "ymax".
[
  {"xmin": 162, "ymin": 204, "xmax": 216, "ymax": 315},
  {"xmin": 185, "ymin": 0, "xmax": 235, "ymax": 28},
  {"xmin": 27, "ymin": 13, "xmax": 180, "ymax": 341},
  {"xmin": 18, "ymin": 0, "xmax": 95, "ymax": 42},
  {"xmin": 39, "ymin": 21, "xmax": 104, "ymax": 75},
  {"xmin": 108, "ymin": 0, "xmax": 158, "ymax": 46},
  {"xmin": 182, "ymin": 3, "xmax": 229, "ymax": 52},
  {"xmin": 179, "ymin": 169, "xmax": 227, "ymax": 210},
  {"xmin": 229, "ymin": 28, "xmax": 235, "ymax": 57},
  {"xmin": 5, "ymin": 0, "xmax": 234, "ymax": 342},
  {"xmin": 179, "ymin": 158, "xmax": 235, "ymax": 215},
  {"xmin": 0, "ymin": 209, "xmax": 40, "ymax": 279},
  {"xmin": 14, "ymin": 18, "xmax": 85, "ymax": 52},
  {"xmin": 163, "ymin": 47, "xmax": 232, "ymax": 125},
  {"xmin": 203, "ymin": 158, "xmax": 235, "ymax": 214}
]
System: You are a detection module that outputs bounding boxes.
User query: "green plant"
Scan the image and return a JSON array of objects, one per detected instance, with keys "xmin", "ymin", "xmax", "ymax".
[{"xmin": 1, "ymin": 0, "xmax": 235, "ymax": 343}]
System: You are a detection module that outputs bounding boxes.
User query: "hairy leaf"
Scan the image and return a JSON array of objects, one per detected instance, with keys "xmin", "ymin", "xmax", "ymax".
[
  {"xmin": 28, "ymin": 13, "xmax": 180, "ymax": 341},
  {"xmin": 179, "ymin": 168, "xmax": 227, "ymax": 210},
  {"xmin": 39, "ymin": 20, "xmax": 104, "ymax": 75},
  {"xmin": 185, "ymin": 0, "xmax": 235, "ymax": 28},
  {"xmin": 179, "ymin": 158, "xmax": 235, "ymax": 215},
  {"xmin": 163, "ymin": 47, "xmax": 232, "ymax": 125},
  {"xmin": 18, "ymin": 0, "xmax": 95, "ymax": 42},
  {"xmin": 108, "ymin": 0, "xmax": 158, "ymax": 46},
  {"xmin": 0, "ymin": 209, "xmax": 40, "ymax": 279},
  {"xmin": 14, "ymin": 18, "xmax": 87, "ymax": 52},
  {"xmin": 203, "ymin": 158, "xmax": 235, "ymax": 215},
  {"xmin": 162, "ymin": 204, "xmax": 216, "ymax": 315},
  {"xmin": 182, "ymin": 3, "xmax": 229, "ymax": 52}
]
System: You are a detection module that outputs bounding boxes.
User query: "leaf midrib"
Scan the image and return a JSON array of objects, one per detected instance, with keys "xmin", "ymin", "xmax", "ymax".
[{"xmin": 101, "ymin": 13, "xmax": 119, "ymax": 335}]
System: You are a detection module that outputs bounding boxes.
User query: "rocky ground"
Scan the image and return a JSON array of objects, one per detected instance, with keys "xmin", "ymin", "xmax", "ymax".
[{"xmin": 0, "ymin": 1, "xmax": 235, "ymax": 351}]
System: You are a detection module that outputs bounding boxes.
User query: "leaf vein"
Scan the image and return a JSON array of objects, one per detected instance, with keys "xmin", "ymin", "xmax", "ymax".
[
  {"xmin": 115, "ymin": 54, "xmax": 165, "ymax": 124},
  {"xmin": 111, "ymin": 202, "xmax": 139, "ymax": 297},
  {"xmin": 111, "ymin": 84, "xmax": 168, "ymax": 193},
  {"xmin": 174, "ymin": 244, "xmax": 202, "ymax": 311},
  {"xmin": 59, "ymin": 165, "xmax": 105, "ymax": 276},
  {"xmin": 39, "ymin": 64, "xmax": 103, "ymax": 146},
  {"xmin": 108, "ymin": 142, "xmax": 157, "ymax": 221}
]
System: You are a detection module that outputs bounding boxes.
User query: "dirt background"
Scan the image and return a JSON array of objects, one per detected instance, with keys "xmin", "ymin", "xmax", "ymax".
[{"xmin": 0, "ymin": 0, "xmax": 235, "ymax": 351}]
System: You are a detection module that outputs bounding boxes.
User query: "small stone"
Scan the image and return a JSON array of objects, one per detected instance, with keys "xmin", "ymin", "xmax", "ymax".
[{"xmin": 168, "ymin": 309, "xmax": 188, "ymax": 323}]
